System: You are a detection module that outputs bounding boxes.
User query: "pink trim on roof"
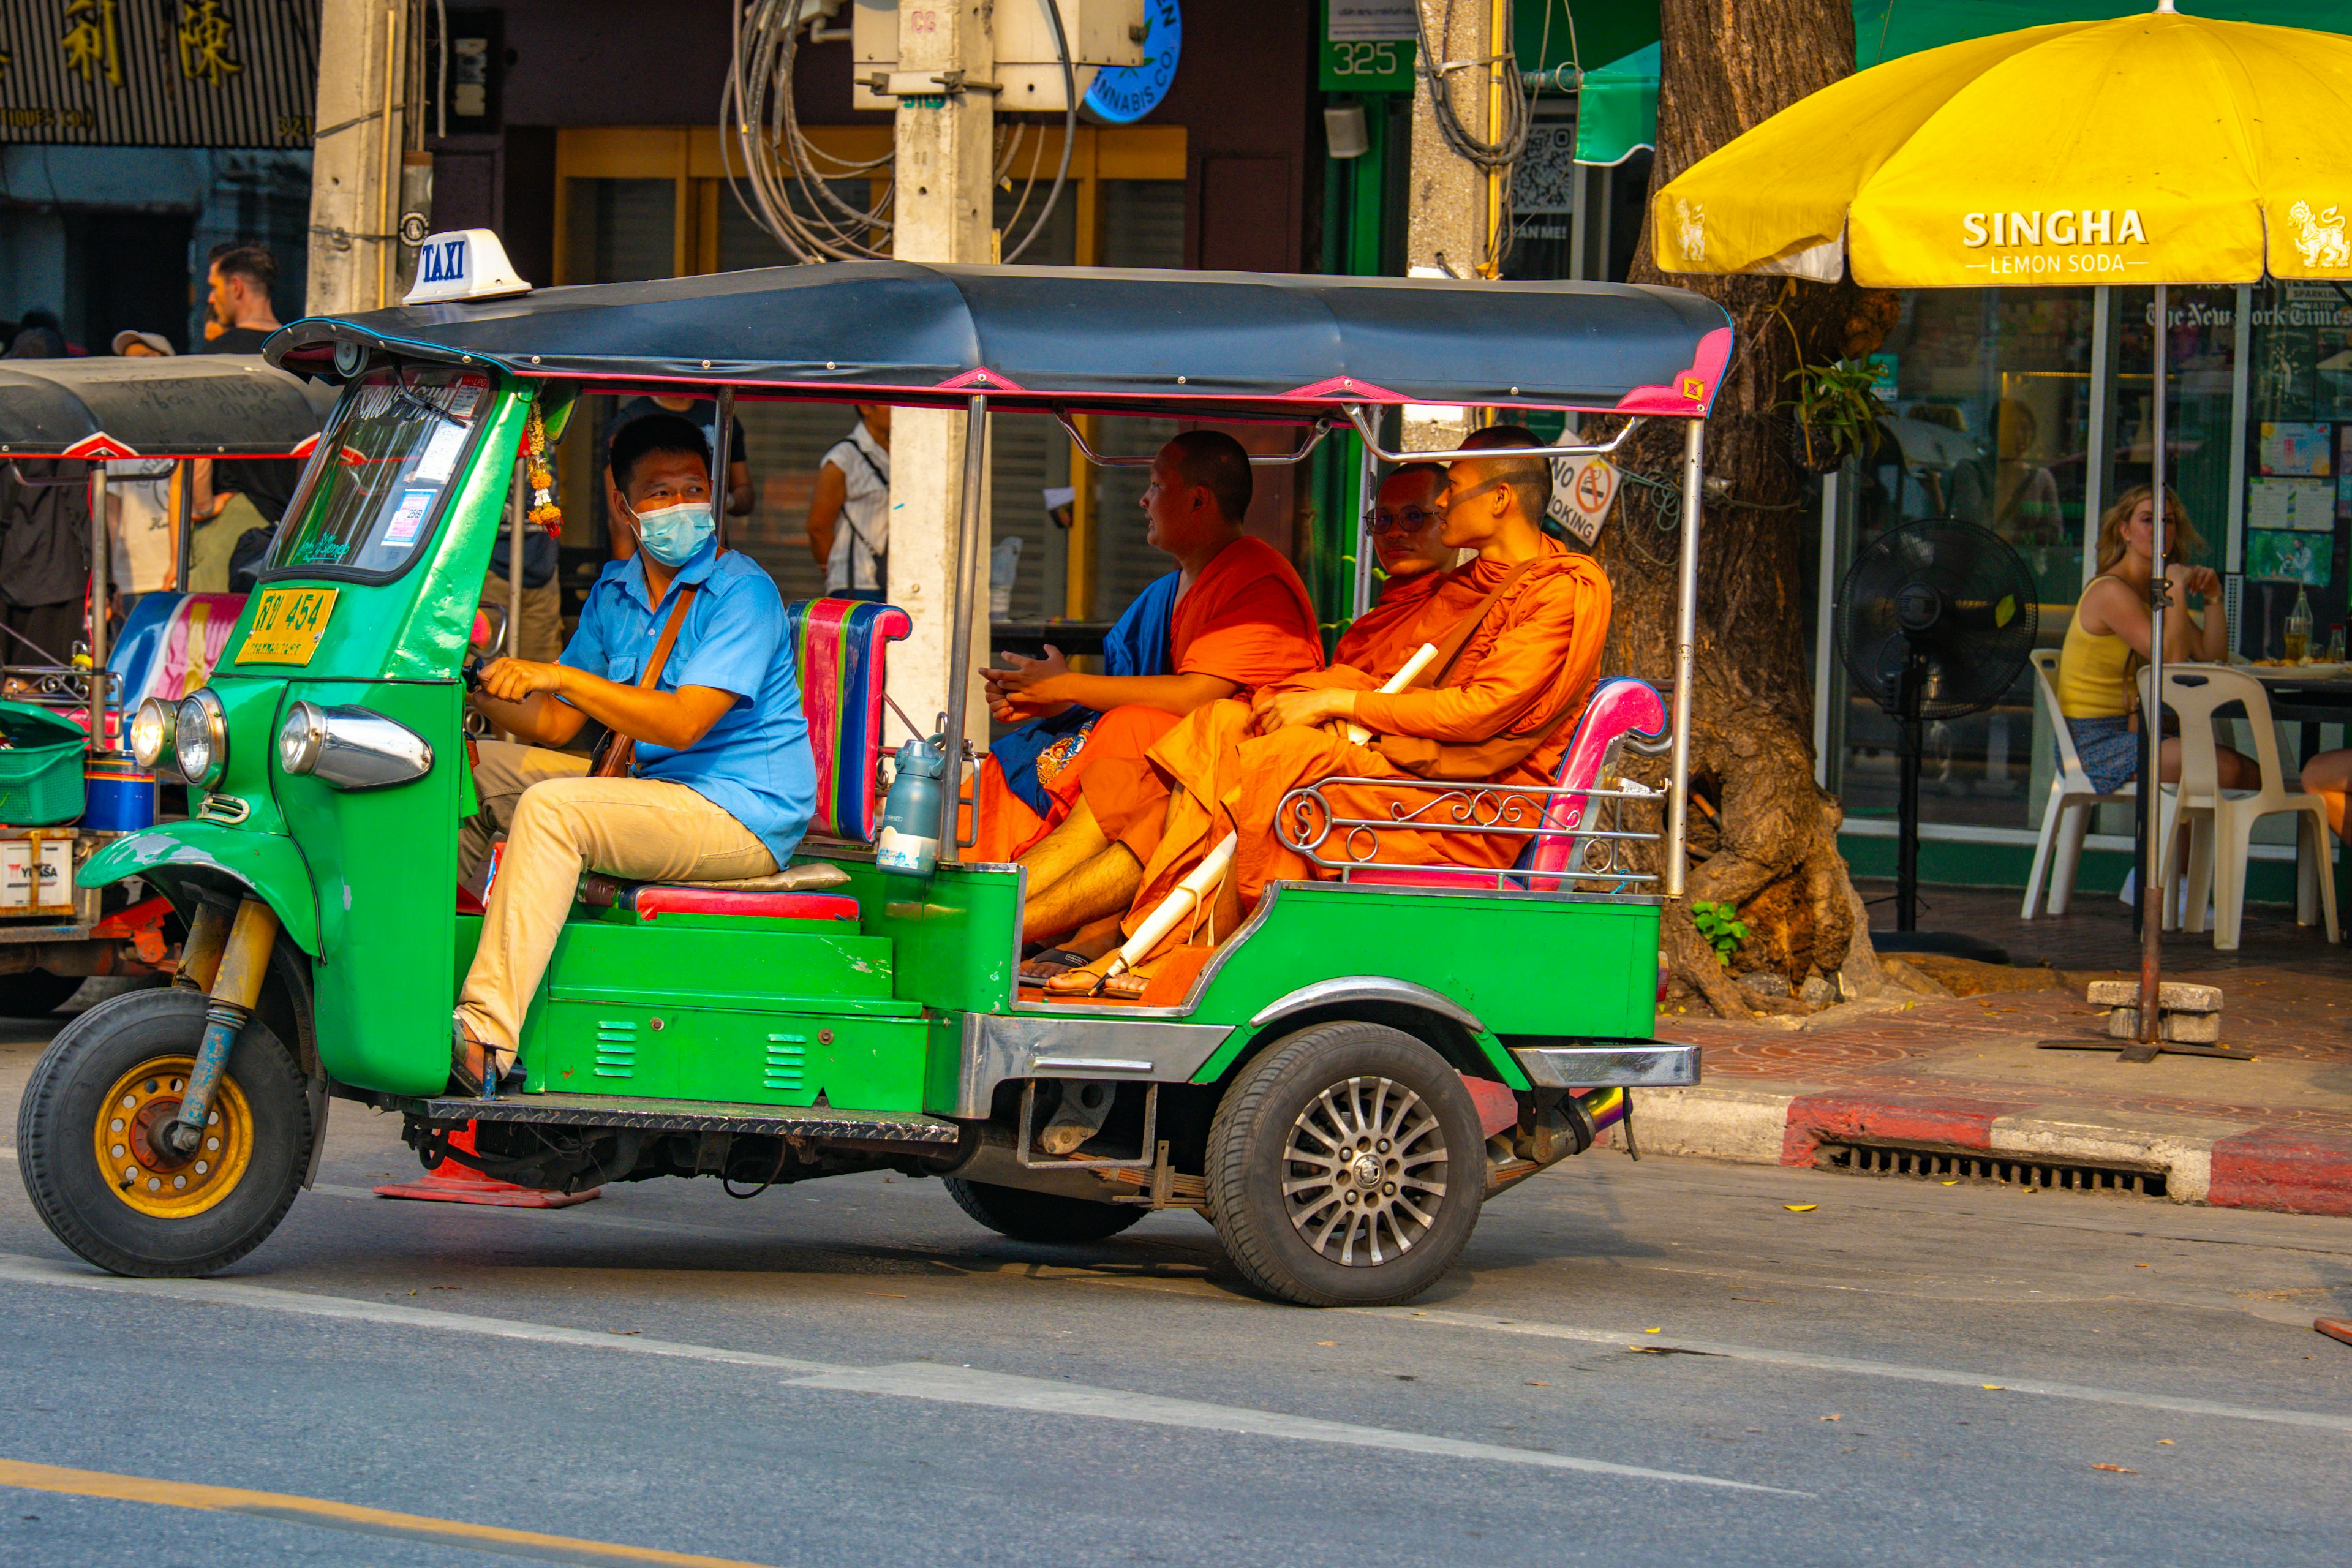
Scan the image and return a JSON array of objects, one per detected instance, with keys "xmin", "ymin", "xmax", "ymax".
[
  {"xmin": 1278, "ymin": 375, "xmax": 1409, "ymax": 402},
  {"xmin": 1609, "ymin": 326, "xmax": 1732, "ymax": 417},
  {"xmin": 932, "ymin": 366, "xmax": 1027, "ymax": 392}
]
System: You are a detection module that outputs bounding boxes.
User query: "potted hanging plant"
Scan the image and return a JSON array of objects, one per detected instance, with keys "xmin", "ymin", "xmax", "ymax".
[{"xmin": 1782, "ymin": 360, "xmax": 1887, "ymax": 473}]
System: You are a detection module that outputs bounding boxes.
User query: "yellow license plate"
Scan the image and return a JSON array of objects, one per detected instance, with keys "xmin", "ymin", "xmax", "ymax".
[{"xmin": 238, "ymin": 587, "xmax": 340, "ymax": 665}]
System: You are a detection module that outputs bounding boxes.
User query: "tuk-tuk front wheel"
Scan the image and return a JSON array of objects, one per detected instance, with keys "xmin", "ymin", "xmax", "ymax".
[
  {"xmin": 15, "ymin": 989, "xmax": 312, "ymax": 1278},
  {"xmin": 1205, "ymin": 1022, "xmax": 1483, "ymax": 1308}
]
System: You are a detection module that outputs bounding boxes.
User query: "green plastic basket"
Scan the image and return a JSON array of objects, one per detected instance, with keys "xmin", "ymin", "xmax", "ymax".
[{"xmin": 0, "ymin": 701, "xmax": 88, "ymax": 827}]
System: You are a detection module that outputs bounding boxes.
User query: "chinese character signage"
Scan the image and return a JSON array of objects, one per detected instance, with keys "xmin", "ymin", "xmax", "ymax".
[{"xmin": 0, "ymin": 0, "xmax": 315, "ymax": 146}]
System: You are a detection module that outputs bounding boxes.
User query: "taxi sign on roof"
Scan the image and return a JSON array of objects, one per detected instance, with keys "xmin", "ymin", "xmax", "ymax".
[{"xmin": 402, "ymin": 228, "xmax": 532, "ymax": 306}]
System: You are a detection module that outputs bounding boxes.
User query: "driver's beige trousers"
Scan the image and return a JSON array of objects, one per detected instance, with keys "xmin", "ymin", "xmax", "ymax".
[{"xmin": 456, "ymin": 742, "xmax": 777, "ymax": 1055}]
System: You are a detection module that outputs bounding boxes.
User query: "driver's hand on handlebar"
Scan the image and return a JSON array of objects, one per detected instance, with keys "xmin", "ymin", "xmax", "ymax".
[{"xmin": 474, "ymin": 658, "xmax": 567, "ymax": 705}]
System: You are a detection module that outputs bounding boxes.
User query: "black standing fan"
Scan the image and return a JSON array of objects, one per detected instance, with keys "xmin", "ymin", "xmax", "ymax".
[{"xmin": 1833, "ymin": 517, "xmax": 2039, "ymax": 960}]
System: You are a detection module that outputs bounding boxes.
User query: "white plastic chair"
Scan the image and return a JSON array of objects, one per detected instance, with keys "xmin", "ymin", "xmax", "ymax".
[
  {"xmin": 2021, "ymin": 648, "xmax": 2139, "ymax": 918},
  {"xmin": 2152, "ymin": 664, "xmax": 2339, "ymax": 951}
]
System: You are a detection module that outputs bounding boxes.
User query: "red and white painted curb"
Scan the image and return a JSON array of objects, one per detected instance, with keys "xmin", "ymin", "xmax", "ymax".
[{"xmin": 1611, "ymin": 1086, "xmax": 2352, "ymax": 1216}]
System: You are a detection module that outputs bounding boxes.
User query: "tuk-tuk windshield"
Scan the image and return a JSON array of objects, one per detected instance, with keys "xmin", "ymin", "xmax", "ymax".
[{"xmin": 263, "ymin": 366, "xmax": 492, "ymax": 581}]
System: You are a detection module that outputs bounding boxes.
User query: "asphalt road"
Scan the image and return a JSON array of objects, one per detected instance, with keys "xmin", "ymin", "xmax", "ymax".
[{"xmin": 0, "ymin": 1000, "xmax": 2347, "ymax": 1567}]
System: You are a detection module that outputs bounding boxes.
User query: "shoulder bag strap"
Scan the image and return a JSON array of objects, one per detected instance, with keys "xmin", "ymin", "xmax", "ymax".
[
  {"xmin": 1411, "ymin": 557, "xmax": 1543, "ymax": 690},
  {"xmin": 590, "ymin": 582, "xmax": 699, "ymax": 780}
]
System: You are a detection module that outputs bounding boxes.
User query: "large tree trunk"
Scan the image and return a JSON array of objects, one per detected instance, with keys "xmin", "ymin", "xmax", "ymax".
[{"xmin": 1604, "ymin": 0, "xmax": 1901, "ymax": 1017}]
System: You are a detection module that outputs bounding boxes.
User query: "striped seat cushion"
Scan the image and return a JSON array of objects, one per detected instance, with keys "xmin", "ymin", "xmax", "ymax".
[{"xmin": 782, "ymin": 597, "xmax": 913, "ymax": 843}]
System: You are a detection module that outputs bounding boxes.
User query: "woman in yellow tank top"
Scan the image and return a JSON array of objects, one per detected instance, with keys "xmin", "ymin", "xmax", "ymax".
[{"xmin": 2057, "ymin": 485, "xmax": 2254, "ymax": 794}]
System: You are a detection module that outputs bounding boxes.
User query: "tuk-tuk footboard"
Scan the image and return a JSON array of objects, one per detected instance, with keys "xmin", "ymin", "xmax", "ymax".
[{"xmin": 396, "ymin": 1093, "xmax": 967, "ymax": 1194}]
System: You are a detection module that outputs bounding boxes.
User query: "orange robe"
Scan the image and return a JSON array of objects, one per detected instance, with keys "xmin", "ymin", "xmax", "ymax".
[
  {"xmin": 1331, "ymin": 568, "xmax": 1444, "ymax": 672},
  {"xmin": 1118, "ymin": 544, "xmax": 1612, "ymax": 952},
  {"xmin": 972, "ymin": 534, "xmax": 1322, "ymax": 861}
]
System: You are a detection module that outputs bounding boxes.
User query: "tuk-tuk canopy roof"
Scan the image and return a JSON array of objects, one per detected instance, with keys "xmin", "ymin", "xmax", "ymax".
[
  {"xmin": 268, "ymin": 262, "xmax": 1733, "ymax": 420},
  {"xmin": 0, "ymin": 355, "xmax": 336, "ymax": 460}
]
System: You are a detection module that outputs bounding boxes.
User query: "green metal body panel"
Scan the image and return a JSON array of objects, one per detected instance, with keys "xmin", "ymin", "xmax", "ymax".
[
  {"xmin": 1183, "ymin": 886, "xmax": 1662, "ymax": 1088},
  {"xmin": 80, "ymin": 820, "xmax": 321, "ymax": 954}
]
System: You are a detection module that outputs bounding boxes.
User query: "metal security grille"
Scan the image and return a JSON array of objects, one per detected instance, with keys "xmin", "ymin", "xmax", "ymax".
[
  {"xmin": 1815, "ymin": 1141, "xmax": 2168, "ymax": 1199},
  {"xmin": 0, "ymin": 0, "xmax": 317, "ymax": 148}
]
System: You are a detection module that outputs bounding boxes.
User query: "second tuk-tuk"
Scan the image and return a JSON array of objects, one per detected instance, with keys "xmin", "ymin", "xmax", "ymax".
[
  {"xmin": 0, "ymin": 354, "xmax": 330, "ymax": 1014},
  {"xmin": 17, "ymin": 237, "xmax": 1728, "ymax": 1306}
]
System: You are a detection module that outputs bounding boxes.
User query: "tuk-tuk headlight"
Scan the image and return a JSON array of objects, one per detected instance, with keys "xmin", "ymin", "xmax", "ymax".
[
  {"xmin": 173, "ymin": 690, "xmax": 228, "ymax": 790},
  {"xmin": 276, "ymin": 700, "xmax": 433, "ymax": 790},
  {"xmin": 129, "ymin": 697, "xmax": 175, "ymax": 772}
]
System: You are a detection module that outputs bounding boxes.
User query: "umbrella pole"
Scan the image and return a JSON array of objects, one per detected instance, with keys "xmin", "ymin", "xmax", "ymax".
[{"xmin": 2135, "ymin": 283, "xmax": 2169, "ymax": 1054}]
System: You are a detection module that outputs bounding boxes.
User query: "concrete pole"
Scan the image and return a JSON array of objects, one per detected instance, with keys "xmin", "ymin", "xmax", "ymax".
[
  {"xmin": 306, "ymin": 0, "xmax": 407, "ymax": 314},
  {"xmin": 886, "ymin": 1, "xmax": 996, "ymax": 744},
  {"xmin": 1403, "ymin": 0, "xmax": 1491, "ymax": 453}
]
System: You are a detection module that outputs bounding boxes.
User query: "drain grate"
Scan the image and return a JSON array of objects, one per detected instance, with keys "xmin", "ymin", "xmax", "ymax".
[{"xmin": 1815, "ymin": 1142, "xmax": 2167, "ymax": 1199}]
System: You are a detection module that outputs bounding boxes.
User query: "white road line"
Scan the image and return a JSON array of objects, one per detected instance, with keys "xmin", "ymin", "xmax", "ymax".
[
  {"xmin": 0, "ymin": 1253, "xmax": 1798, "ymax": 1496},
  {"xmin": 1363, "ymin": 1307, "xmax": 2352, "ymax": 1436}
]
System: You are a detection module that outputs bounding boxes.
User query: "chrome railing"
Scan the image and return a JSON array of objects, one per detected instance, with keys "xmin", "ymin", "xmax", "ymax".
[{"xmin": 1275, "ymin": 769, "xmax": 1665, "ymax": 894}]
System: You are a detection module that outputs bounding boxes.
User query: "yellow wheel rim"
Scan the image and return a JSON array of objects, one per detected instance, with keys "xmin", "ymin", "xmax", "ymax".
[{"xmin": 92, "ymin": 1056, "xmax": 253, "ymax": 1219}]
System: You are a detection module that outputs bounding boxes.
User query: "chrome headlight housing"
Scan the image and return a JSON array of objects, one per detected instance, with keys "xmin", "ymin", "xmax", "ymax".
[
  {"xmin": 276, "ymin": 700, "xmax": 433, "ymax": 791},
  {"xmin": 129, "ymin": 697, "xmax": 176, "ymax": 772},
  {"xmin": 173, "ymin": 689, "xmax": 228, "ymax": 790}
]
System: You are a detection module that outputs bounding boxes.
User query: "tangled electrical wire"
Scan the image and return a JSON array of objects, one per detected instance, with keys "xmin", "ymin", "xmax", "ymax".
[
  {"xmin": 1412, "ymin": 0, "xmax": 1532, "ymax": 275},
  {"xmin": 723, "ymin": 0, "xmax": 1077, "ymax": 263}
]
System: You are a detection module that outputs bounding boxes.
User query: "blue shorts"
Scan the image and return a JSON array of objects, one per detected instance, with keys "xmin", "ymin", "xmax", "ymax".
[{"xmin": 2068, "ymin": 715, "xmax": 2140, "ymax": 794}]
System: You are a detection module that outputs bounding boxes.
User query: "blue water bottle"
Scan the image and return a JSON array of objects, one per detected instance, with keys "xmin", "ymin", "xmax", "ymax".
[{"xmin": 876, "ymin": 737, "xmax": 944, "ymax": 875}]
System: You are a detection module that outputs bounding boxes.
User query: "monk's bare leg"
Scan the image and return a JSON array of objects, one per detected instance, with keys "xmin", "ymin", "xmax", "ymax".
[
  {"xmin": 1023, "ymin": 843, "xmax": 1144, "ymax": 948},
  {"xmin": 1018, "ymin": 798, "xmax": 1110, "ymax": 898}
]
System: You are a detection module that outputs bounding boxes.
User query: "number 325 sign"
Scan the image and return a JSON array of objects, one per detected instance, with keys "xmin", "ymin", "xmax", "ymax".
[{"xmin": 1319, "ymin": 0, "xmax": 1416, "ymax": 93}]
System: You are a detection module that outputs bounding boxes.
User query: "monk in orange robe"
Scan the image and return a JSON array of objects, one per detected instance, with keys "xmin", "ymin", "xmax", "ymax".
[
  {"xmin": 974, "ymin": 429, "xmax": 1322, "ymax": 876},
  {"xmin": 1043, "ymin": 427, "xmax": 1611, "ymax": 995},
  {"xmin": 1333, "ymin": 460, "xmax": 1452, "ymax": 670}
]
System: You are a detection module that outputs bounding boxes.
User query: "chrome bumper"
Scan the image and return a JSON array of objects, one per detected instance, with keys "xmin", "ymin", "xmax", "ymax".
[{"xmin": 1510, "ymin": 1042, "xmax": 1700, "ymax": 1089}]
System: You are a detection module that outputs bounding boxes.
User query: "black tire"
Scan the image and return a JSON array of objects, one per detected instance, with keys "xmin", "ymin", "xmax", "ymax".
[
  {"xmin": 943, "ymin": 1177, "xmax": 1148, "ymax": 1244},
  {"xmin": 0, "ymin": 971, "xmax": 85, "ymax": 1019},
  {"xmin": 1205, "ymin": 1022, "xmax": 1484, "ymax": 1308},
  {"xmin": 16, "ymin": 988, "xmax": 314, "ymax": 1278}
]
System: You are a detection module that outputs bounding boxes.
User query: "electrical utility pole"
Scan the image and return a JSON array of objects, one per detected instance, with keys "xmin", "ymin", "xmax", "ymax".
[
  {"xmin": 1403, "ymin": 0, "xmax": 1494, "ymax": 452},
  {"xmin": 887, "ymin": 1, "xmax": 997, "ymax": 745},
  {"xmin": 306, "ymin": 0, "xmax": 409, "ymax": 314}
]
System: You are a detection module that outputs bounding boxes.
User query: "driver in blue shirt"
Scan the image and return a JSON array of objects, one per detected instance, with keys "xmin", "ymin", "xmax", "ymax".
[{"xmin": 454, "ymin": 412, "xmax": 816, "ymax": 1093}]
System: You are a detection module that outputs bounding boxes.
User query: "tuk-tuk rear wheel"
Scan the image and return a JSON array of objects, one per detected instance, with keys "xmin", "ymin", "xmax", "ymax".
[
  {"xmin": 1205, "ymin": 1022, "xmax": 1483, "ymax": 1308},
  {"xmin": 16, "ymin": 989, "xmax": 312, "ymax": 1278}
]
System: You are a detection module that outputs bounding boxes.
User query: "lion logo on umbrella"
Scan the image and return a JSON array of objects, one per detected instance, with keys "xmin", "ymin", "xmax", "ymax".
[{"xmin": 2288, "ymin": 201, "xmax": 2350, "ymax": 268}]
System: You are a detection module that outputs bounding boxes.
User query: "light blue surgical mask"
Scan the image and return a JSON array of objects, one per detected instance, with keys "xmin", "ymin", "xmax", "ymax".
[{"xmin": 630, "ymin": 500, "xmax": 716, "ymax": 567}]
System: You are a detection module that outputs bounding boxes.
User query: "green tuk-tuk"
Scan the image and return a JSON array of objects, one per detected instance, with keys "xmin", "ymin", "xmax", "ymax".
[
  {"xmin": 0, "ymin": 354, "xmax": 331, "ymax": 1012},
  {"xmin": 16, "ymin": 235, "xmax": 1730, "ymax": 1306}
]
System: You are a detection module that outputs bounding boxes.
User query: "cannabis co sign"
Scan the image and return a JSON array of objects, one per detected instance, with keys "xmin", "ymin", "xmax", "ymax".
[{"xmin": 0, "ymin": 0, "xmax": 317, "ymax": 146}]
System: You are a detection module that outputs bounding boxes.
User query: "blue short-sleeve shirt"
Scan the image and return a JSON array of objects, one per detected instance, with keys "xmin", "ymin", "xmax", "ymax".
[{"xmin": 560, "ymin": 541, "xmax": 815, "ymax": 866}]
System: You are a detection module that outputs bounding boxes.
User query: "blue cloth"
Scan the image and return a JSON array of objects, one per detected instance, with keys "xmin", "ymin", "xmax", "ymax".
[
  {"xmin": 560, "ymin": 540, "xmax": 816, "ymax": 865},
  {"xmin": 988, "ymin": 570, "xmax": 1182, "ymax": 816}
]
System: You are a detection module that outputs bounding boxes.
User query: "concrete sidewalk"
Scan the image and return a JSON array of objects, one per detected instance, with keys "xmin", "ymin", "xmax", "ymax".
[{"xmin": 1635, "ymin": 881, "xmax": 2352, "ymax": 1216}]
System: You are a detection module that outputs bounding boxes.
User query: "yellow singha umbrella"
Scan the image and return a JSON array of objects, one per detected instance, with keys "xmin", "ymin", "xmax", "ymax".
[{"xmin": 1653, "ymin": 1, "xmax": 2352, "ymax": 1050}]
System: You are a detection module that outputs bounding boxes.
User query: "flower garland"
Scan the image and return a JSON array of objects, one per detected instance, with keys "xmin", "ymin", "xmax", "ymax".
[{"xmin": 524, "ymin": 401, "xmax": 563, "ymax": 537}]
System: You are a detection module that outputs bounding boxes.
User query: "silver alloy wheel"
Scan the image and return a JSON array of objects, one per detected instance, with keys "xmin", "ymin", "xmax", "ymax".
[{"xmin": 1280, "ymin": 1074, "xmax": 1448, "ymax": 1266}]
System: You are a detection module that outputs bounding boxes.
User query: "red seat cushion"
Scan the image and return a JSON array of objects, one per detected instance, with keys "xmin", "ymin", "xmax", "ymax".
[{"xmin": 633, "ymin": 888, "xmax": 862, "ymax": 922}]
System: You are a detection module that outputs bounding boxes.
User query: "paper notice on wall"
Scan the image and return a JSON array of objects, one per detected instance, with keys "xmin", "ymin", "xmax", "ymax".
[
  {"xmin": 2247, "ymin": 477, "xmax": 2335, "ymax": 533},
  {"xmin": 1547, "ymin": 454, "xmax": 1622, "ymax": 547}
]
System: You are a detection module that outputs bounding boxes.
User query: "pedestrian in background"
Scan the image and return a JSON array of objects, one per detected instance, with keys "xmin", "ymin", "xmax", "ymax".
[
  {"xmin": 193, "ymin": 243, "xmax": 295, "ymax": 593},
  {"xmin": 808, "ymin": 403, "xmax": 889, "ymax": 601},
  {"xmin": 105, "ymin": 330, "xmax": 181, "ymax": 611}
]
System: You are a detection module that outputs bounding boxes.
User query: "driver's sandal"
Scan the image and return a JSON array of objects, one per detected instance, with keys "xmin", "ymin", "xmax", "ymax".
[{"xmin": 449, "ymin": 1019, "xmax": 522, "ymax": 1099}]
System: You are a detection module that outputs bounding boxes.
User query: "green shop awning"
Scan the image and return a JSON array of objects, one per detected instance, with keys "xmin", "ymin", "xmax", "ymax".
[{"xmin": 1573, "ymin": 1, "xmax": 2352, "ymax": 167}]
